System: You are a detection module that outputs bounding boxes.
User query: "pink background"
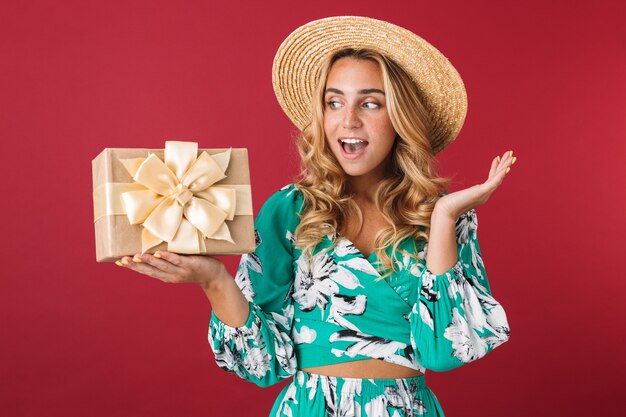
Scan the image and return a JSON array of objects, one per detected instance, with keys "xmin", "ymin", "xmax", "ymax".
[{"xmin": 2, "ymin": 0, "xmax": 624, "ymax": 416}]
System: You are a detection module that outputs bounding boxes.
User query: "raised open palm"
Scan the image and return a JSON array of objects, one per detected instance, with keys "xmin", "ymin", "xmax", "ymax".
[{"xmin": 435, "ymin": 150, "xmax": 517, "ymax": 218}]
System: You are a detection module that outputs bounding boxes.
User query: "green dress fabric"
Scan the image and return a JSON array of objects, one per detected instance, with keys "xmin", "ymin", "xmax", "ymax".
[
  {"xmin": 208, "ymin": 184, "xmax": 510, "ymax": 416},
  {"xmin": 270, "ymin": 371, "xmax": 444, "ymax": 417}
]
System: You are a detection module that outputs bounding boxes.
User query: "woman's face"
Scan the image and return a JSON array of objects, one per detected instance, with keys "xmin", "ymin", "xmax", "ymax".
[{"xmin": 323, "ymin": 57, "xmax": 397, "ymax": 181}]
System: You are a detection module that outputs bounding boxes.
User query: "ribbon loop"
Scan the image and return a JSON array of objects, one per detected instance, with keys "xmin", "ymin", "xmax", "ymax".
[
  {"xmin": 165, "ymin": 141, "xmax": 198, "ymax": 179},
  {"xmin": 121, "ymin": 189, "xmax": 163, "ymax": 224},
  {"xmin": 181, "ymin": 151, "xmax": 226, "ymax": 192},
  {"xmin": 133, "ymin": 154, "xmax": 179, "ymax": 195},
  {"xmin": 117, "ymin": 142, "xmax": 239, "ymax": 253}
]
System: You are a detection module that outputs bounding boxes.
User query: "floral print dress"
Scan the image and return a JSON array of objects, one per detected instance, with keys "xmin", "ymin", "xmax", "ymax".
[{"xmin": 209, "ymin": 184, "xmax": 510, "ymax": 416}]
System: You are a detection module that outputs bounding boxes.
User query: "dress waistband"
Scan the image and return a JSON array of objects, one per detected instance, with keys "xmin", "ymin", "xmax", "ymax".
[{"xmin": 295, "ymin": 370, "xmax": 427, "ymax": 397}]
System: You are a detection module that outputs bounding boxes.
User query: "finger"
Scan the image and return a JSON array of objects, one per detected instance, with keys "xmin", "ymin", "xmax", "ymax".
[
  {"xmin": 494, "ymin": 151, "xmax": 513, "ymax": 172},
  {"xmin": 116, "ymin": 256, "xmax": 139, "ymax": 267},
  {"xmin": 486, "ymin": 154, "xmax": 511, "ymax": 187},
  {"xmin": 488, "ymin": 156, "xmax": 499, "ymax": 180},
  {"xmin": 133, "ymin": 253, "xmax": 186, "ymax": 275},
  {"xmin": 153, "ymin": 250, "xmax": 185, "ymax": 267},
  {"xmin": 502, "ymin": 151, "xmax": 516, "ymax": 175},
  {"xmin": 116, "ymin": 255, "xmax": 174, "ymax": 281},
  {"xmin": 501, "ymin": 150, "xmax": 514, "ymax": 165}
]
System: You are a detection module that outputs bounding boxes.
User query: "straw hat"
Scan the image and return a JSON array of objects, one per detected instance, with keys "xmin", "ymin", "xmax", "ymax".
[{"xmin": 272, "ymin": 16, "xmax": 468, "ymax": 154}]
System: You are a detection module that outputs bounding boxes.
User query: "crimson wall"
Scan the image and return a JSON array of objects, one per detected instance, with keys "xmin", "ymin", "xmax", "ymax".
[{"xmin": 1, "ymin": 1, "xmax": 624, "ymax": 415}]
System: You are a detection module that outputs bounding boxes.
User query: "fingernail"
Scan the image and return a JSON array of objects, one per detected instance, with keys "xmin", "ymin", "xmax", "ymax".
[
  {"xmin": 121, "ymin": 259, "xmax": 129, "ymax": 265},
  {"xmin": 132, "ymin": 257, "xmax": 142, "ymax": 263},
  {"xmin": 154, "ymin": 252, "xmax": 161, "ymax": 258},
  {"xmin": 512, "ymin": 156, "xmax": 517, "ymax": 165},
  {"xmin": 509, "ymin": 150, "xmax": 513, "ymax": 157},
  {"xmin": 497, "ymin": 156, "xmax": 501, "ymax": 163},
  {"xmin": 115, "ymin": 261, "xmax": 123, "ymax": 266},
  {"xmin": 506, "ymin": 167, "xmax": 511, "ymax": 173}
]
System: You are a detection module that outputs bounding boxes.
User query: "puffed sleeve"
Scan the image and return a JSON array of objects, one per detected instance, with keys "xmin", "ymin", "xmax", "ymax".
[
  {"xmin": 208, "ymin": 184, "xmax": 303, "ymax": 387},
  {"xmin": 410, "ymin": 208, "xmax": 510, "ymax": 372}
]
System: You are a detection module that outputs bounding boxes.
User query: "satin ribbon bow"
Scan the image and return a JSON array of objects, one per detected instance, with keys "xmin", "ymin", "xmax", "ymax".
[{"xmin": 119, "ymin": 141, "xmax": 237, "ymax": 254}]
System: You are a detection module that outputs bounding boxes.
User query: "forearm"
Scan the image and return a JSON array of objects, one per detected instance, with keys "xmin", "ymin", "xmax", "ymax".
[
  {"xmin": 204, "ymin": 267, "xmax": 250, "ymax": 328},
  {"xmin": 425, "ymin": 207, "xmax": 459, "ymax": 275}
]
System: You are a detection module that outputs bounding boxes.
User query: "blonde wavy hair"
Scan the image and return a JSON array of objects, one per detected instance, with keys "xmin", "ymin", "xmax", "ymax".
[{"xmin": 293, "ymin": 48, "xmax": 451, "ymax": 278}]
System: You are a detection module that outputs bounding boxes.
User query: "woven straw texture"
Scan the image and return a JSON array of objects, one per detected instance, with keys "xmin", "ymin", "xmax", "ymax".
[{"xmin": 272, "ymin": 16, "xmax": 468, "ymax": 154}]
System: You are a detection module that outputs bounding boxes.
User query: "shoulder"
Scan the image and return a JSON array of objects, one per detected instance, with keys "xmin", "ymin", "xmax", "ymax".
[
  {"xmin": 257, "ymin": 183, "xmax": 304, "ymax": 222},
  {"xmin": 253, "ymin": 184, "xmax": 303, "ymax": 251},
  {"xmin": 262, "ymin": 183, "xmax": 304, "ymax": 211}
]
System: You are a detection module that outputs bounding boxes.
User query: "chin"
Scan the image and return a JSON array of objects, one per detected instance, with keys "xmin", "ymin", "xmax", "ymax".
[
  {"xmin": 339, "ymin": 165, "xmax": 368, "ymax": 178},
  {"xmin": 342, "ymin": 169, "xmax": 364, "ymax": 177}
]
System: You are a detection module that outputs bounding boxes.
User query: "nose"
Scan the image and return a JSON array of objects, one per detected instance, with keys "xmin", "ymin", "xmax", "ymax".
[{"xmin": 342, "ymin": 106, "xmax": 362, "ymax": 129}]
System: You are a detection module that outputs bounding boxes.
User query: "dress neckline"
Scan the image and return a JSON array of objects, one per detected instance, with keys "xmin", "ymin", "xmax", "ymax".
[
  {"xmin": 334, "ymin": 233, "xmax": 423, "ymax": 273},
  {"xmin": 336, "ymin": 234, "xmax": 380, "ymax": 265}
]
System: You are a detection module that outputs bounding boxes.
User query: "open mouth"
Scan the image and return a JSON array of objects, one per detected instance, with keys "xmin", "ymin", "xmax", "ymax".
[{"xmin": 339, "ymin": 138, "xmax": 368, "ymax": 155}]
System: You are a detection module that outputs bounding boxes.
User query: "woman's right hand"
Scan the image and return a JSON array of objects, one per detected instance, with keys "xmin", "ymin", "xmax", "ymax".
[
  {"xmin": 116, "ymin": 251, "xmax": 251, "ymax": 327},
  {"xmin": 115, "ymin": 251, "xmax": 230, "ymax": 292}
]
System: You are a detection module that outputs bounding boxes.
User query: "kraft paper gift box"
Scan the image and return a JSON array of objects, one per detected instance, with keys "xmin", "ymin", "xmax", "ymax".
[{"xmin": 92, "ymin": 141, "xmax": 255, "ymax": 262}]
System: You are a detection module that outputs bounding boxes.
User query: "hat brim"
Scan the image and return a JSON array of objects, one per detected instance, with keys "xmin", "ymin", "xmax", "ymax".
[{"xmin": 272, "ymin": 16, "xmax": 468, "ymax": 154}]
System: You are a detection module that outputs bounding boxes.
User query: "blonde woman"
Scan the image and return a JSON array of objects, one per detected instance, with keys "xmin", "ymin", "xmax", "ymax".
[{"xmin": 117, "ymin": 16, "xmax": 514, "ymax": 416}]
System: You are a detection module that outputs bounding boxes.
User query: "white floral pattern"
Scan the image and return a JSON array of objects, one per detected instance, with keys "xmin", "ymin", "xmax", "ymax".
[
  {"xmin": 272, "ymin": 371, "xmax": 439, "ymax": 417},
  {"xmin": 209, "ymin": 183, "xmax": 510, "ymax": 396},
  {"xmin": 409, "ymin": 206, "xmax": 510, "ymax": 371},
  {"xmin": 234, "ymin": 229, "xmax": 262, "ymax": 301},
  {"xmin": 293, "ymin": 252, "xmax": 338, "ymax": 312}
]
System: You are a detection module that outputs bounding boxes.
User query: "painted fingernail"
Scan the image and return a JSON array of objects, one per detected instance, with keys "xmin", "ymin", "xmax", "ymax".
[
  {"xmin": 497, "ymin": 156, "xmax": 501, "ymax": 163},
  {"xmin": 512, "ymin": 156, "xmax": 517, "ymax": 165},
  {"xmin": 115, "ymin": 261, "xmax": 123, "ymax": 266},
  {"xmin": 506, "ymin": 167, "xmax": 511, "ymax": 173},
  {"xmin": 121, "ymin": 259, "xmax": 129, "ymax": 265},
  {"xmin": 509, "ymin": 150, "xmax": 513, "ymax": 157},
  {"xmin": 132, "ymin": 257, "xmax": 142, "ymax": 263},
  {"xmin": 154, "ymin": 252, "xmax": 161, "ymax": 258}
]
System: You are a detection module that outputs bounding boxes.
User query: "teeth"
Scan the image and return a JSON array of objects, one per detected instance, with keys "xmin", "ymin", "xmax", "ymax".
[{"xmin": 340, "ymin": 138, "xmax": 366, "ymax": 144}]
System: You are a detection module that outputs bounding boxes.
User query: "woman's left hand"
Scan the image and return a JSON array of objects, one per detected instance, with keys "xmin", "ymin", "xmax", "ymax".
[{"xmin": 434, "ymin": 150, "xmax": 517, "ymax": 219}]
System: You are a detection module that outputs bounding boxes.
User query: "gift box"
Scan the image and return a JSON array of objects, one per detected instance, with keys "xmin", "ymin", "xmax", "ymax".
[{"xmin": 92, "ymin": 141, "xmax": 255, "ymax": 262}]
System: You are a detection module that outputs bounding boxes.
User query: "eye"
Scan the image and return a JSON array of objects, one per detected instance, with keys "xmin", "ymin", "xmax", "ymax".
[
  {"xmin": 363, "ymin": 102, "xmax": 380, "ymax": 109},
  {"xmin": 326, "ymin": 101, "xmax": 341, "ymax": 109}
]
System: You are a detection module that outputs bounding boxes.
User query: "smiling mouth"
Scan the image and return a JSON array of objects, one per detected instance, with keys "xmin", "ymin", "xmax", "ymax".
[{"xmin": 339, "ymin": 138, "xmax": 368, "ymax": 154}]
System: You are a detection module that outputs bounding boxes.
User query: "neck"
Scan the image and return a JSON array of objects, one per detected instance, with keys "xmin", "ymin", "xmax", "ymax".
[
  {"xmin": 346, "ymin": 175, "xmax": 381, "ymax": 203},
  {"xmin": 346, "ymin": 152, "xmax": 393, "ymax": 202}
]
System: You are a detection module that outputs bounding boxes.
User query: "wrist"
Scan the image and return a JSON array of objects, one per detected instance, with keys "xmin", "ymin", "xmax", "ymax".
[
  {"xmin": 432, "ymin": 204, "xmax": 460, "ymax": 223},
  {"xmin": 201, "ymin": 263, "xmax": 230, "ymax": 295},
  {"xmin": 434, "ymin": 185, "xmax": 481, "ymax": 220}
]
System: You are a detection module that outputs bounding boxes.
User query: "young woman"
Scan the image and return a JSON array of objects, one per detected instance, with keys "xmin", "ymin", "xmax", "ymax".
[{"xmin": 116, "ymin": 16, "xmax": 514, "ymax": 416}]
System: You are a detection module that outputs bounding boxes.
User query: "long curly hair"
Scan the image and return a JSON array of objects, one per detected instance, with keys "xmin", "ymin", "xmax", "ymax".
[{"xmin": 293, "ymin": 48, "xmax": 451, "ymax": 277}]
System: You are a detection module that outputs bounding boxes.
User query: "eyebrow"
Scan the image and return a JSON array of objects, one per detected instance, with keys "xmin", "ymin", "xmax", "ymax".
[{"xmin": 324, "ymin": 87, "xmax": 385, "ymax": 96}]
